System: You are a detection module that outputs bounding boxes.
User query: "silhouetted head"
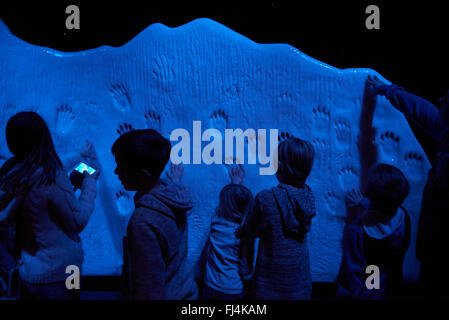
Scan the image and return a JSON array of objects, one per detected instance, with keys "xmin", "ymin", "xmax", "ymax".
[
  {"xmin": 275, "ymin": 137, "xmax": 315, "ymax": 187},
  {"xmin": 365, "ymin": 163, "xmax": 410, "ymax": 215},
  {"xmin": 216, "ymin": 184, "xmax": 253, "ymax": 224},
  {"xmin": 111, "ymin": 129, "xmax": 171, "ymax": 191},
  {"xmin": 0, "ymin": 111, "xmax": 62, "ymax": 193}
]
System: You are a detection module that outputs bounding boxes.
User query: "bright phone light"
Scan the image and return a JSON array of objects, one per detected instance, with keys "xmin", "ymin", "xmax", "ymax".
[{"xmin": 75, "ymin": 162, "xmax": 96, "ymax": 175}]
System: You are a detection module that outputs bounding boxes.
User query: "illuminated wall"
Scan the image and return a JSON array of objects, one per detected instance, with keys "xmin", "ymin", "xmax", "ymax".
[{"xmin": 0, "ymin": 18, "xmax": 429, "ymax": 281}]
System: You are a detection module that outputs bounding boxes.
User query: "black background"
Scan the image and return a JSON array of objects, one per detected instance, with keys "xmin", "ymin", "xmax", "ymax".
[{"xmin": 0, "ymin": 0, "xmax": 447, "ymax": 158}]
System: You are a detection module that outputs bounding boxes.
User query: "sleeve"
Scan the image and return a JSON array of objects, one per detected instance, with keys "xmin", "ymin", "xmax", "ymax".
[
  {"xmin": 237, "ymin": 193, "xmax": 268, "ymax": 239},
  {"xmin": 346, "ymin": 198, "xmax": 370, "ymax": 224},
  {"xmin": 48, "ymin": 174, "xmax": 97, "ymax": 235},
  {"xmin": 336, "ymin": 225, "xmax": 367, "ymax": 299},
  {"xmin": 378, "ymin": 84, "xmax": 446, "ymax": 141},
  {"xmin": 194, "ymin": 235, "xmax": 210, "ymax": 282},
  {"xmin": 238, "ymin": 237, "xmax": 255, "ymax": 279},
  {"xmin": 127, "ymin": 221, "xmax": 165, "ymax": 300}
]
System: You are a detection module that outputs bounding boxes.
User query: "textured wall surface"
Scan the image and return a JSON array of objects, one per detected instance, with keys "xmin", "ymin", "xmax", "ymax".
[{"xmin": 0, "ymin": 18, "xmax": 430, "ymax": 281}]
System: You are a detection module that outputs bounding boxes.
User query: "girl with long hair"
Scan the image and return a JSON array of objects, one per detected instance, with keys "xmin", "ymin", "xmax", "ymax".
[{"xmin": 0, "ymin": 111, "xmax": 100, "ymax": 300}]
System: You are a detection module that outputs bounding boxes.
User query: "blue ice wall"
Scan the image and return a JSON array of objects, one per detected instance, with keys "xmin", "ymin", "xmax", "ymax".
[{"xmin": 0, "ymin": 18, "xmax": 430, "ymax": 281}]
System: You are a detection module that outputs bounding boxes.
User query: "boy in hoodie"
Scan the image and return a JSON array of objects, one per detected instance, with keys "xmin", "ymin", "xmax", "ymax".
[
  {"xmin": 336, "ymin": 163, "xmax": 411, "ymax": 299},
  {"xmin": 111, "ymin": 129, "xmax": 198, "ymax": 300},
  {"xmin": 237, "ymin": 137, "xmax": 316, "ymax": 300}
]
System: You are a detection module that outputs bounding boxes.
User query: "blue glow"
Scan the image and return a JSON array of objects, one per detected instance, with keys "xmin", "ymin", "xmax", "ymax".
[{"xmin": 0, "ymin": 18, "xmax": 429, "ymax": 282}]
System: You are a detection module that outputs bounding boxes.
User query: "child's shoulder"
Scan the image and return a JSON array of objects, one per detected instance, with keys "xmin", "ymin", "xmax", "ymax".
[
  {"xmin": 127, "ymin": 206, "xmax": 158, "ymax": 235},
  {"xmin": 256, "ymin": 188, "xmax": 272, "ymax": 197},
  {"xmin": 296, "ymin": 184, "xmax": 315, "ymax": 200},
  {"xmin": 255, "ymin": 188, "xmax": 275, "ymax": 202},
  {"xmin": 255, "ymin": 183, "xmax": 314, "ymax": 198}
]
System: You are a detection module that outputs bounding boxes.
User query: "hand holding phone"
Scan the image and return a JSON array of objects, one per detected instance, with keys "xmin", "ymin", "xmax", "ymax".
[
  {"xmin": 70, "ymin": 162, "xmax": 98, "ymax": 191},
  {"xmin": 74, "ymin": 162, "xmax": 97, "ymax": 175}
]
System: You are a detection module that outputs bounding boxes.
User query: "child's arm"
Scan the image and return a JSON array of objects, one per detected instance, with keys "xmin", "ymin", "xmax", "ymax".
[
  {"xmin": 344, "ymin": 189, "xmax": 369, "ymax": 224},
  {"xmin": 195, "ymin": 235, "xmax": 211, "ymax": 283},
  {"xmin": 336, "ymin": 224, "xmax": 367, "ymax": 299},
  {"xmin": 238, "ymin": 237, "xmax": 255, "ymax": 278},
  {"xmin": 48, "ymin": 172, "xmax": 98, "ymax": 236},
  {"xmin": 368, "ymin": 75, "xmax": 445, "ymax": 141},
  {"xmin": 126, "ymin": 222, "xmax": 165, "ymax": 300},
  {"xmin": 61, "ymin": 141, "xmax": 101, "ymax": 172},
  {"xmin": 358, "ymin": 77, "xmax": 379, "ymax": 192},
  {"xmin": 236, "ymin": 193, "xmax": 267, "ymax": 239}
]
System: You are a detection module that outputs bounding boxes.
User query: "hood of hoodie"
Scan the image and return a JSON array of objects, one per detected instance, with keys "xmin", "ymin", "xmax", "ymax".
[
  {"xmin": 272, "ymin": 183, "xmax": 316, "ymax": 242},
  {"xmin": 134, "ymin": 178, "xmax": 193, "ymax": 225},
  {"xmin": 362, "ymin": 207, "xmax": 405, "ymax": 240}
]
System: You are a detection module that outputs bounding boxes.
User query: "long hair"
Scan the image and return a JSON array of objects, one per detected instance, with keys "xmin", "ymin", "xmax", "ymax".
[
  {"xmin": 216, "ymin": 184, "xmax": 253, "ymax": 224},
  {"xmin": 0, "ymin": 111, "xmax": 62, "ymax": 194}
]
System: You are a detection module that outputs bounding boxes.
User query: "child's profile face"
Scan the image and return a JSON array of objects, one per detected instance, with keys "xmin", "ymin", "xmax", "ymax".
[{"xmin": 114, "ymin": 156, "xmax": 139, "ymax": 191}]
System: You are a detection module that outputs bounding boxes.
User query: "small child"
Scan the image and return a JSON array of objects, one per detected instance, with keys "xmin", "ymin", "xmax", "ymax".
[
  {"xmin": 336, "ymin": 163, "xmax": 411, "ymax": 299},
  {"xmin": 238, "ymin": 137, "xmax": 316, "ymax": 300},
  {"xmin": 111, "ymin": 129, "xmax": 198, "ymax": 300},
  {"xmin": 202, "ymin": 165, "xmax": 254, "ymax": 300}
]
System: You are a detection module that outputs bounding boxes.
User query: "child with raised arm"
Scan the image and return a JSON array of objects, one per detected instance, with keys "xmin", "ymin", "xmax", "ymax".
[
  {"xmin": 237, "ymin": 137, "xmax": 316, "ymax": 300},
  {"xmin": 336, "ymin": 163, "xmax": 411, "ymax": 299},
  {"xmin": 202, "ymin": 165, "xmax": 254, "ymax": 300},
  {"xmin": 367, "ymin": 75, "xmax": 449, "ymax": 297}
]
